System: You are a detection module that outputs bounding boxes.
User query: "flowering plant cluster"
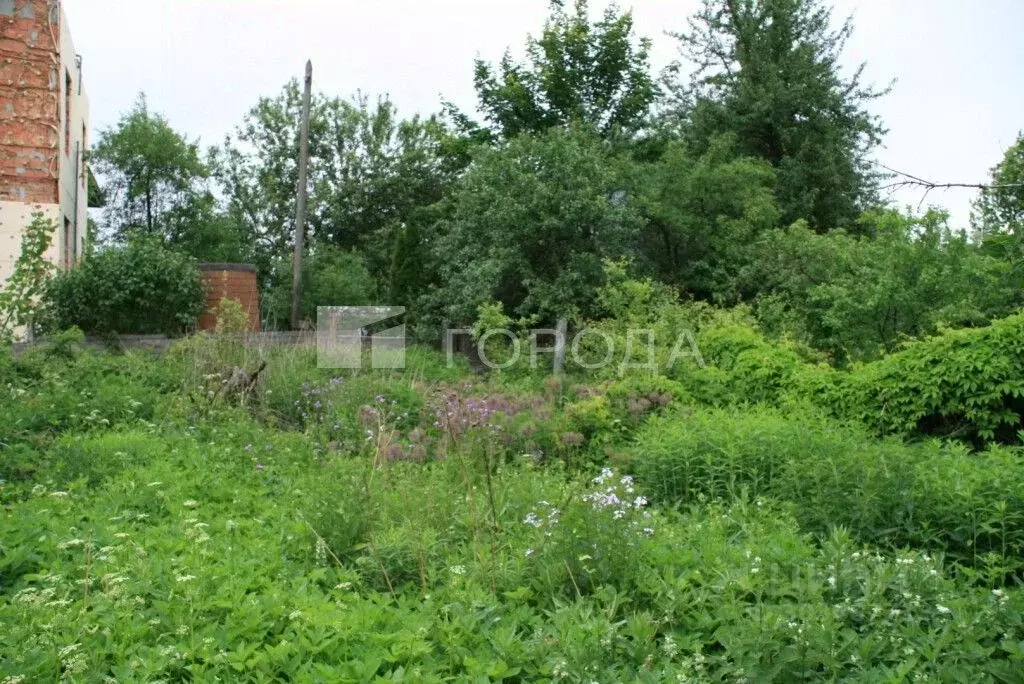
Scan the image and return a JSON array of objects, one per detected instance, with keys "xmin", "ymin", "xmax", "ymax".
[{"xmin": 518, "ymin": 467, "xmax": 658, "ymax": 597}]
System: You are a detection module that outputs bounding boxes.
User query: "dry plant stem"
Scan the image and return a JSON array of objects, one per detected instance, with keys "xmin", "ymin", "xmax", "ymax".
[
  {"xmin": 369, "ymin": 539, "xmax": 396, "ymax": 598},
  {"xmin": 82, "ymin": 529, "xmax": 93, "ymax": 613},
  {"xmin": 483, "ymin": 441, "xmax": 501, "ymax": 531},
  {"xmin": 304, "ymin": 519, "xmax": 346, "ymax": 568},
  {"xmin": 563, "ymin": 559, "xmax": 583, "ymax": 600},
  {"xmin": 418, "ymin": 548, "xmax": 428, "ymax": 592}
]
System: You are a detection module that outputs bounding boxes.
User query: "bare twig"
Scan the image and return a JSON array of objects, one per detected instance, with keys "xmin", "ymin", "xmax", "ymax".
[{"xmin": 877, "ymin": 163, "xmax": 1024, "ymax": 211}]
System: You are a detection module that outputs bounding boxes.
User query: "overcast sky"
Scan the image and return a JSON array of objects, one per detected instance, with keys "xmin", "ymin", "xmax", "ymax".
[{"xmin": 64, "ymin": 0, "xmax": 1024, "ymax": 229}]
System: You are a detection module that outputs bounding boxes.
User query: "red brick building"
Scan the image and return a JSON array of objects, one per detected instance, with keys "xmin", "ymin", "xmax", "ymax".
[{"xmin": 0, "ymin": 0, "xmax": 89, "ymax": 286}]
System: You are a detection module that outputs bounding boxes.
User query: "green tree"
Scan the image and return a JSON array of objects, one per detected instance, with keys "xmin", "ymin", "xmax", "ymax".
[
  {"xmin": 264, "ymin": 246, "xmax": 376, "ymax": 330},
  {"xmin": 637, "ymin": 135, "xmax": 780, "ymax": 301},
  {"xmin": 91, "ymin": 93, "xmax": 209, "ymax": 239},
  {"xmin": 161, "ymin": 192, "xmax": 250, "ymax": 264},
  {"xmin": 463, "ymin": 0, "xmax": 657, "ymax": 140},
  {"xmin": 215, "ymin": 84, "xmax": 455, "ymax": 285},
  {"xmin": 671, "ymin": 0, "xmax": 888, "ymax": 230},
  {"xmin": 973, "ymin": 132, "xmax": 1024, "ymax": 248},
  {"xmin": 749, "ymin": 209, "xmax": 1013, "ymax": 363},
  {"xmin": 434, "ymin": 128, "xmax": 642, "ymax": 322}
]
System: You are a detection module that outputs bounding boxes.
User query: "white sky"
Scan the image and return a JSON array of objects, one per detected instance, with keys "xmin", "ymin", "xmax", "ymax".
[{"xmin": 64, "ymin": 0, "xmax": 1024, "ymax": 230}]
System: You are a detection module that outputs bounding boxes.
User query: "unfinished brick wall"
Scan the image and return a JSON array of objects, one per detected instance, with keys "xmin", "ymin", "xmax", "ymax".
[
  {"xmin": 0, "ymin": 0, "xmax": 59, "ymax": 204},
  {"xmin": 197, "ymin": 264, "xmax": 262, "ymax": 333}
]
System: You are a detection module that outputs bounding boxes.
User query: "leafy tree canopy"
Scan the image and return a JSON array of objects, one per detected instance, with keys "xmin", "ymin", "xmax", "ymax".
[
  {"xmin": 214, "ymin": 84, "xmax": 456, "ymax": 282},
  {"xmin": 462, "ymin": 0, "xmax": 658, "ymax": 140},
  {"xmin": 671, "ymin": 0, "xmax": 888, "ymax": 231},
  {"xmin": 434, "ymin": 128, "xmax": 642, "ymax": 323},
  {"xmin": 91, "ymin": 93, "xmax": 209, "ymax": 239},
  {"xmin": 636, "ymin": 134, "xmax": 780, "ymax": 301},
  {"xmin": 973, "ymin": 132, "xmax": 1024, "ymax": 245}
]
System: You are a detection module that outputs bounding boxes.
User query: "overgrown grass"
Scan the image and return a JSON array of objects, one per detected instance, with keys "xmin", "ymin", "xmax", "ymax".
[
  {"xmin": 632, "ymin": 407, "xmax": 1024, "ymax": 582},
  {"xmin": 1, "ymin": 333, "xmax": 1023, "ymax": 681}
]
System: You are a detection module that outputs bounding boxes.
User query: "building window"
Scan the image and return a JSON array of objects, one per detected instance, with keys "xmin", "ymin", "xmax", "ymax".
[
  {"xmin": 65, "ymin": 69, "xmax": 72, "ymax": 156},
  {"xmin": 64, "ymin": 216, "xmax": 73, "ymax": 269}
]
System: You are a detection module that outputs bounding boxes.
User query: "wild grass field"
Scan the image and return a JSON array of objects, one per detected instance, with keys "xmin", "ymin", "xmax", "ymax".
[{"xmin": 2, "ymin": 314, "xmax": 1023, "ymax": 683}]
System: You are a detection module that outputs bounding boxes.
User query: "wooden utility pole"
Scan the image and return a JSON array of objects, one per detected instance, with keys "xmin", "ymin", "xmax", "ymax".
[
  {"xmin": 291, "ymin": 60, "xmax": 313, "ymax": 330},
  {"xmin": 553, "ymin": 318, "xmax": 568, "ymax": 375}
]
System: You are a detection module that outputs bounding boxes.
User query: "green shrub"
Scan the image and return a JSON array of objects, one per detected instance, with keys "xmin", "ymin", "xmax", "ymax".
[
  {"xmin": 264, "ymin": 246, "xmax": 376, "ymax": 330},
  {"xmin": 632, "ymin": 407, "xmax": 1024, "ymax": 578},
  {"xmin": 0, "ymin": 211, "xmax": 56, "ymax": 342},
  {"xmin": 44, "ymin": 236, "xmax": 205, "ymax": 335},
  {"xmin": 832, "ymin": 312, "xmax": 1024, "ymax": 444},
  {"xmin": 657, "ymin": 312, "xmax": 1024, "ymax": 447}
]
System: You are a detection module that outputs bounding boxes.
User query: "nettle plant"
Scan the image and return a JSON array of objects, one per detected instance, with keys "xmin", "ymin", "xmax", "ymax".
[{"xmin": 0, "ymin": 212, "xmax": 56, "ymax": 343}]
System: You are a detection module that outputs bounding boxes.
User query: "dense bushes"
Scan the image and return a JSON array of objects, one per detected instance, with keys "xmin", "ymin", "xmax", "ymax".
[
  {"xmin": 749, "ymin": 212, "xmax": 1014, "ymax": 363},
  {"xmin": 644, "ymin": 305, "xmax": 1024, "ymax": 446},
  {"xmin": 632, "ymin": 407, "xmax": 1024, "ymax": 579},
  {"xmin": 833, "ymin": 312, "xmax": 1024, "ymax": 444},
  {"xmin": 263, "ymin": 246, "xmax": 376, "ymax": 330},
  {"xmin": 44, "ymin": 237, "xmax": 205, "ymax": 335}
]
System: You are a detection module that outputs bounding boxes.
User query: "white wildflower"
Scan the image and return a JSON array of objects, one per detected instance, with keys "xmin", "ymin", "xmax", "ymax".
[
  {"xmin": 58, "ymin": 643, "xmax": 81, "ymax": 659},
  {"xmin": 523, "ymin": 512, "xmax": 543, "ymax": 528}
]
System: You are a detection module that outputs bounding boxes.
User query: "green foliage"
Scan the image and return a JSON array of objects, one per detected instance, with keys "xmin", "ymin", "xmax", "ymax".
[
  {"xmin": 834, "ymin": 312, "xmax": 1024, "ymax": 444},
  {"xmin": 92, "ymin": 93, "xmax": 211, "ymax": 239},
  {"xmin": 633, "ymin": 407, "xmax": 1024, "ymax": 578},
  {"xmin": 44, "ymin": 236, "xmax": 205, "ymax": 335},
  {"xmin": 1, "ymin": 343, "xmax": 1024, "ymax": 680},
  {"xmin": 215, "ymin": 87, "xmax": 456, "ymax": 284},
  {"xmin": 215, "ymin": 298, "xmax": 249, "ymax": 335},
  {"xmin": 637, "ymin": 136, "xmax": 780, "ymax": 300},
  {"xmin": 0, "ymin": 346, "xmax": 172, "ymax": 457},
  {"xmin": 0, "ymin": 212, "xmax": 56, "ymax": 342},
  {"xmin": 672, "ymin": 0, "xmax": 888, "ymax": 230},
  {"xmin": 2, "ymin": 420, "xmax": 1022, "ymax": 680},
  {"xmin": 464, "ymin": 0, "xmax": 657, "ymax": 139},
  {"xmin": 973, "ymin": 131, "xmax": 1024, "ymax": 244},
  {"xmin": 750, "ymin": 210, "xmax": 1014, "ymax": 363},
  {"xmin": 264, "ymin": 246, "xmax": 376, "ymax": 330},
  {"xmin": 161, "ymin": 191, "xmax": 250, "ymax": 264},
  {"xmin": 436, "ymin": 128, "xmax": 643, "ymax": 322}
]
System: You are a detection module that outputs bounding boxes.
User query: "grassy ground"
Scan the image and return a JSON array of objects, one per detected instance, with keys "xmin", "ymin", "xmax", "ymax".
[{"xmin": 0, "ymin": 337, "xmax": 1022, "ymax": 682}]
